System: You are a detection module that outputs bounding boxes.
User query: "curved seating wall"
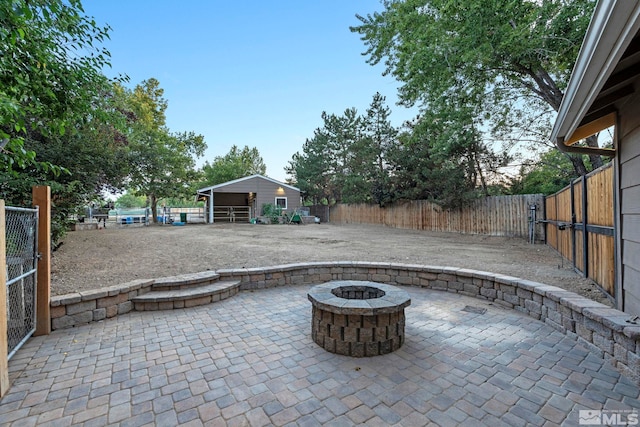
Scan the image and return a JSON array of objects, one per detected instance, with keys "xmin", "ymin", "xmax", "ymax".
[{"xmin": 50, "ymin": 261, "xmax": 640, "ymax": 385}]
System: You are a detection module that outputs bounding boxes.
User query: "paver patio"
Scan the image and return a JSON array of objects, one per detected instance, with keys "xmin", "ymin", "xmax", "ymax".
[{"xmin": 2, "ymin": 285, "xmax": 639, "ymax": 426}]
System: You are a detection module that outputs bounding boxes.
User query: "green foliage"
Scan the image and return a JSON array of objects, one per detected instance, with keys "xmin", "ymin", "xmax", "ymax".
[
  {"xmin": 115, "ymin": 193, "xmax": 147, "ymax": 209},
  {"xmin": 351, "ymin": 0, "xmax": 599, "ymax": 176},
  {"xmin": 288, "ymin": 94, "xmax": 399, "ymax": 206},
  {"xmin": 0, "ymin": 0, "xmax": 116, "ymax": 175},
  {"xmin": 385, "ymin": 114, "xmax": 467, "ymax": 208},
  {"xmin": 1, "ymin": 86, "xmax": 132, "ymax": 245},
  {"xmin": 291, "ymin": 0, "xmax": 596, "ymax": 208},
  {"xmin": 287, "ymin": 135, "xmax": 335, "ymax": 205},
  {"xmin": 200, "ymin": 145, "xmax": 266, "ymax": 186},
  {"xmin": 353, "ymin": 0, "xmax": 593, "ymax": 109},
  {"xmin": 261, "ymin": 203, "xmax": 282, "ymax": 224},
  {"xmin": 158, "ymin": 197, "xmax": 204, "ymax": 208},
  {"xmin": 123, "ymin": 79, "xmax": 206, "ymax": 222},
  {"xmin": 364, "ymin": 92, "xmax": 398, "ymax": 206},
  {"xmin": 114, "ymin": 194, "xmax": 203, "ymax": 210},
  {"xmin": 288, "ymin": 92, "xmax": 508, "ymax": 209},
  {"xmin": 0, "ymin": 0, "xmax": 133, "ymax": 246},
  {"xmin": 0, "ymin": 2, "xmax": 209, "ymax": 243},
  {"xmin": 49, "ymin": 181, "xmax": 107, "ymax": 247},
  {"xmin": 510, "ymin": 150, "xmax": 581, "ymax": 196}
]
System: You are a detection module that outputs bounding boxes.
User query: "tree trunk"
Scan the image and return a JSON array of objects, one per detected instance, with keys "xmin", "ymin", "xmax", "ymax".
[
  {"xmin": 585, "ymin": 135, "xmax": 604, "ymax": 169},
  {"xmin": 150, "ymin": 194, "xmax": 158, "ymax": 224},
  {"xmin": 474, "ymin": 154, "xmax": 489, "ymax": 196},
  {"xmin": 568, "ymin": 153, "xmax": 589, "ymax": 176},
  {"xmin": 519, "ymin": 66, "xmax": 603, "ymax": 173}
]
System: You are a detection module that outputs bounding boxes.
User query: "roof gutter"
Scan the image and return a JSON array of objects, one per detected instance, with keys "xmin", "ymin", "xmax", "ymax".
[{"xmin": 555, "ymin": 137, "xmax": 616, "ymax": 157}]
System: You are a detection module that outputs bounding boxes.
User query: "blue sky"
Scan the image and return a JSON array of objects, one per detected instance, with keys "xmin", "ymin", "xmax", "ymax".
[{"xmin": 82, "ymin": 1, "xmax": 418, "ymax": 182}]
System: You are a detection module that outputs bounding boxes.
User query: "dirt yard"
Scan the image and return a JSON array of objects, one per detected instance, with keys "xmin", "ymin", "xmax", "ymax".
[{"xmin": 51, "ymin": 222, "xmax": 611, "ymax": 306}]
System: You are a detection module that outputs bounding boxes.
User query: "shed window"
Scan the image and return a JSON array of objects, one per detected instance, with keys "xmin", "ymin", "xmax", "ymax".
[{"xmin": 275, "ymin": 197, "xmax": 287, "ymax": 210}]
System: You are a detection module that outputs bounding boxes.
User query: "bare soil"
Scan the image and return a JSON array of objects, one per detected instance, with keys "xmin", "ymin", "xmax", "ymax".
[{"xmin": 51, "ymin": 222, "xmax": 612, "ymax": 306}]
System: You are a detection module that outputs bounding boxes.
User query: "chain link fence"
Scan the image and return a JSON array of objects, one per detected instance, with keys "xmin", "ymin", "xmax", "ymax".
[{"xmin": 5, "ymin": 206, "xmax": 38, "ymax": 359}]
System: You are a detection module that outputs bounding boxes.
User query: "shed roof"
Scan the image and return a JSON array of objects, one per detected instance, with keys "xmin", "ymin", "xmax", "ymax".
[
  {"xmin": 196, "ymin": 174, "xmax": 300, "ymax": 194},
  {"xmin": 551, "ymin": 1, "xmax": 640, "ymax": 155}
]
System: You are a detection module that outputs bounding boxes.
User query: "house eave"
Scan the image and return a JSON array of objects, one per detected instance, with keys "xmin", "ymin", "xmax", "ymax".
[
  {"xmin": 551, "ymin": 0, "xmax": 640, "ymax": 153},
  {"xmin": 196, "ymin": 174, "xmax": 300, "ymax": 194}
]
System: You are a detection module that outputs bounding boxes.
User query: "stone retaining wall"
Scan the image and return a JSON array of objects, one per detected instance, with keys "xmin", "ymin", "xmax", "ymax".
[
  {"xmin": 50, "ymin": 262, "xmax": 640, "ymax": 384},
  {"xmin": 50, "ymin": 279, "xmax": 154, "ymax": 330}
]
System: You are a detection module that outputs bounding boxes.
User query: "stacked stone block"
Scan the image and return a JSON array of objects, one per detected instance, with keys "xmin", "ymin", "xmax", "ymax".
[
  {"xmin": 311, "ymin": 305, "xmax": 405, "ymax": 357},
  {"xmin": 50, "ymin": 279, "xmax": 152, "ymax": 330},
  {"xmin": 308, "ymin": 281, "xmax": 411, "ymax": 357}
]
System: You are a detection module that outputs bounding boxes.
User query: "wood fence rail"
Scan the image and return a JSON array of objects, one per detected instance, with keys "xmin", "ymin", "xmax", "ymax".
[
  {"xmin": 329, "ymin": 195, "xmax": 545, "ymax": 239},
  {"xmin": 544, "ymin": 163, "xmax": 615, "ymax": 298}
]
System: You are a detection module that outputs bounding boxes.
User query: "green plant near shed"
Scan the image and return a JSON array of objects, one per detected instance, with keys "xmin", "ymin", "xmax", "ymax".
[{"xmin": 261, "ymin": 203, "xmax": 282, "ymax": 224}]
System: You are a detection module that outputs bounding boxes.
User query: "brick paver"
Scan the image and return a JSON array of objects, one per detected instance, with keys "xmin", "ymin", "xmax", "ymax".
[{"xmin": 2, "ymin": 285, "xmax": 640, "ymax": 426}]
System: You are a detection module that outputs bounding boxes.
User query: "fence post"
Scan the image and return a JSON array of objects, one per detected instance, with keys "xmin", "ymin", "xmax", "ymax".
[
  {"xmin": 582, "ymin": 175, "xmax": 589, "ymax": 278},
  {"xmin": 32, "ymin": 186, "xmax": 51, "ymax": 336},
  {"xmin": 0, "ymin": 200, "xmax": 10, "ymax": 397},
  {"xmin": 570, "ymin": 180, "xmax": 577, "ymax": 271},
  {"xmin": 542, "ymin": 196, "xmax": 547, "ymax": 244}
]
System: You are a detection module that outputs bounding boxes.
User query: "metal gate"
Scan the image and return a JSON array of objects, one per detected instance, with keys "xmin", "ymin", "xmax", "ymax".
[{"xmin": 5, "ymin": 206, "xmax": 38, "ymax": 360}]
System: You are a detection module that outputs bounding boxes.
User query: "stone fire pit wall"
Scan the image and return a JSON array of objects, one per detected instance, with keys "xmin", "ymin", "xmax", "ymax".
[{"xmin": 307, "ymin": 281, "xmax": 411, "ymax": 357}]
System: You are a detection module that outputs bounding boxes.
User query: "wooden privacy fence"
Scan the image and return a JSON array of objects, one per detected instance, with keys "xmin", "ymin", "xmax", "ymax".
[
  {"xmin": 329, "ymin": 194, "xmax": 545, "ymax": 239},
  {"xmin": 545, "ymin": 163, "xmax": 615, "ymax": 297},
  {"xmin": 309, "ymin": 205, "xmax": 330, "ymax": 223}
]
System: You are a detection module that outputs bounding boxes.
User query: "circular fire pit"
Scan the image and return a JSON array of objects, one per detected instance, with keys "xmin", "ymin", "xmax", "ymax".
[{"xmin": 307, "ymin": 281, "xmax": 411, "ymax": 357}]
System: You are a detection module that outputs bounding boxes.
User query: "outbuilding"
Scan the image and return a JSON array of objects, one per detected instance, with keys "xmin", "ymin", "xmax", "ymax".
[
  {"xmin": 551, "ymin": 1, "xmax": 640, "ymax": 314},
  {"xmin": 196, "ymin": 175, "xmax": 302, "ymax": 223}
]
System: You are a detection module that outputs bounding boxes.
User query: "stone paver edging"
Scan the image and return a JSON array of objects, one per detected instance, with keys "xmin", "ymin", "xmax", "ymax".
[{"xmin": 50, "ymin": 261, "xmax": 640, "ymax": 385}]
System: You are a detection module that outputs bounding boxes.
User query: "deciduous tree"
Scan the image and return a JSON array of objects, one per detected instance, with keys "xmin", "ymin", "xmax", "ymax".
[
  {"xmin": 200, "ymin": 145, "xmax": 266, "ymax": 186},
  {"xmin": 510, "ymin": 149, "xmax": 582, "ymax": 196},
  {"xmin": 124, "ymin": 79, "xmax": 206, "ymax": 222},
  {"xmin": 351, "ymin": 0, "xmax": 600, "ymax": 176},
  {"xmin": 0, "ymin": 0, "xmax": 132, "ymax": 244},
  {"xmin": 0, "ymin": 0, "xmax": 115, "ymax": 175}
]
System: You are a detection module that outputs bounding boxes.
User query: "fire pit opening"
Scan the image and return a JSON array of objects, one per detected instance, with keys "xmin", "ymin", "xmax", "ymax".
[
  {"xmin": 331, "ymin": 285, "xmax": 385, "ymax": 299},
  {"xmin": 308, "ymin": 281, "xmax": 411, "ymax": 357}
]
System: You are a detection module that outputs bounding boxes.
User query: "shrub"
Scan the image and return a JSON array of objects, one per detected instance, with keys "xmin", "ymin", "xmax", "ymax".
[{"xmin": 261, "ymin": 203, "xmax": 282, "ymax": 224}]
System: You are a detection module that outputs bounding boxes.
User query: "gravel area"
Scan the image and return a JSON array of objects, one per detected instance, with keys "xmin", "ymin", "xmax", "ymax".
[{"xmin": 51, "ymin": 222, "xmax": 612, "ymax": 306}]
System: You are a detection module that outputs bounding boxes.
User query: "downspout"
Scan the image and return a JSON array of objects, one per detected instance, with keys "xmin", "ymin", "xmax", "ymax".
[{"xmin": 612, "ymin": 114, "xmax": 623, "ymax": 311}]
